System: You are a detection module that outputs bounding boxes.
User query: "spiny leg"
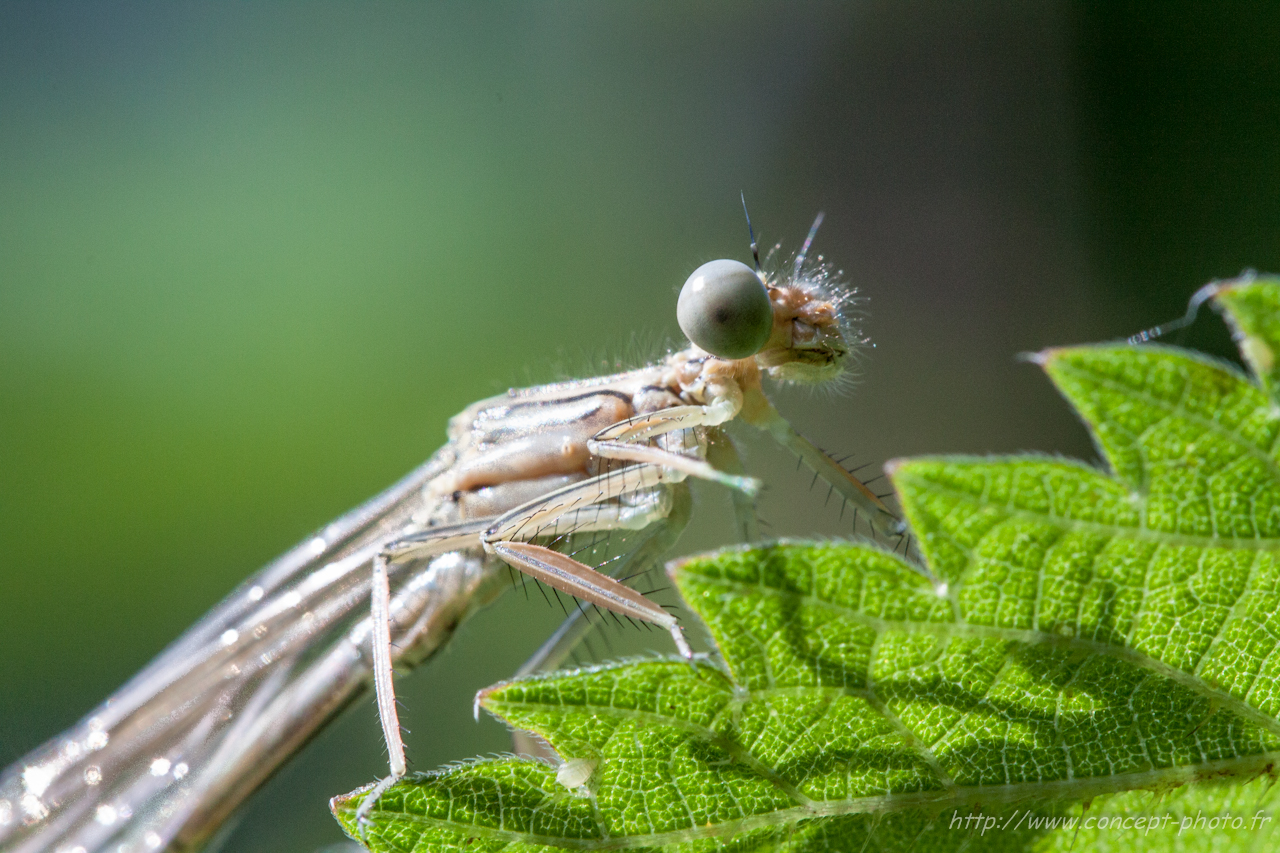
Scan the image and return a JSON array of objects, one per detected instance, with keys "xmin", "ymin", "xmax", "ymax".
[
  {"xmin": 591, "ymin": 403, "xmax": 737, "ymax": 444},
  {"xmin": 359, "ymin": 464, "xmax": 693, "ymax": 824},
  {"xmin": 355, "ymin": 553, "xmax": 405, "ymax": 831},
  {"xmin": 588, "ymin": 437, "xmax": 759, "ymax": 494},
  {"xmin": 588, "ymin": 405, "xmax": 764, "ymax": 495},
  {"xmin": 490, "ymin": 541, "xmax": 691, "ymax": 658},
  {"xmin": 743, "ymin": 393, "xmax": 904, "ymax": 539},
  {"xmin": 478, "ymin": 463, "xmax": 701, "ymax": 658},
  {"xmin": 354, "ymin": 519, "xmax": 496, "ymax": 828},
  {"xmin": 483, "ymin": 463, "xmax": 668, "ymax": 544},
  {"xmin": 514, "ymin": 482, "xmax": 693, "ymax": 678}
]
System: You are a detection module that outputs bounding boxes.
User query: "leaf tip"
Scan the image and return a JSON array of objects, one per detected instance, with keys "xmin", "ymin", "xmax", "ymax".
[
  {"xmin": 1203, "ymin": 270, "xmax": 1271, "ymax": 300},
  {"xmin": 328, "ymin": 781, "xmax": 372, "ymax": 821},
  {"xmin": 474, "ymin": 681, "xmax": 512, "ymax": 718}
]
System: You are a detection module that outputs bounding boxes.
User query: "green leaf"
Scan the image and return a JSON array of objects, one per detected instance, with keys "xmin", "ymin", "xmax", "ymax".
[
  {"xmin": 333, "ymin": 277, "xmax": 1280, "ymax": 852},
  {"xmin": 1214, "ymin": 276, "xmax": 1280, "ymax": 397}
]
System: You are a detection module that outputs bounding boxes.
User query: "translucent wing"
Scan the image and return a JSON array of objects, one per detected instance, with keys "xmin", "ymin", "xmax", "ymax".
[{"xmin": 0, "ymin": 451, "xmax": 462, "ymax": 853}]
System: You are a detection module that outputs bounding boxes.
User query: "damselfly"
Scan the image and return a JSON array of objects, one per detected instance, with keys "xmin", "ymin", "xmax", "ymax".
[{"xmin": 0, "ymin": 213, "xmax": 901, "ymax": 853}]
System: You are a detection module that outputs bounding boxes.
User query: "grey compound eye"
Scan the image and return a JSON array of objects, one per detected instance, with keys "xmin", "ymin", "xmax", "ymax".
[{"xmin": 677, "ymin": 259, "xmax": 773, "ymax": 359}]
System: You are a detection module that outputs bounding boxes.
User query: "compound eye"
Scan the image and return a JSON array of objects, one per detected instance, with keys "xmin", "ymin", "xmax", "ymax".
[{"xmin": 677, "ymin": 259, "xmax": 773, "ymax": 359}]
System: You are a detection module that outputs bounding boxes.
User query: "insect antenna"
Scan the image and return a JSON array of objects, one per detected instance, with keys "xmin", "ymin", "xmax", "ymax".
[
  {"xmin": 740, "ymin": 192, "xmax": 761, "ymax": 272},
  {"xmin": 794, "ymin": 211, "xmax": 825, "ymax": 278}
]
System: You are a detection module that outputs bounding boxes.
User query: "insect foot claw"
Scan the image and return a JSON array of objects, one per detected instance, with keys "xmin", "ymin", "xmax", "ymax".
[
  {"xmin": 670, "ymin": 625, "xmax": 693, "ymax": 661},
  {"xmin": 353, "ymin": 773, "xmax": 400, "ymax": 843}
]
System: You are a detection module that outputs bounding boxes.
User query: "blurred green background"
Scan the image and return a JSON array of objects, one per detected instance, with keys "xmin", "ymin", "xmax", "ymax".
[{"xmin": 2, "ymin": 3, "xmax": 1279, "ymax": 851}]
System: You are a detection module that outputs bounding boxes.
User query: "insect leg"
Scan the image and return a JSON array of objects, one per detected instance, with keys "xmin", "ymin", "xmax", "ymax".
[
  {"xmin": 490, "ymin": 541, "xmax": 691, "ymax": 658},
  {"xmin": 514, "ymin": 482, "xmax": 694, "ymax": 677},
  {"xmin": 588, "ymin": 404, "xmax": 761, "ymax": 492},
  {"xmin": 355, "ymin": 519, "xmax": 495, "ymax": 828},
  {"xmin": 587, "ymin": 438, "xmax": 759, "ymax": 494},
  {"xmin": 357, "ymin": 465, "xmax": 678, "ymax": 820},
  {"xmin": 478, "ymin": 464, "xmax": 693, "ymax": 657},
  {"xmin": 591, "ymin": 403, "xmax": 735, "ymax": 443},
  {"xmin": 744, "ymin": 395, "xmax": 904, "ymax": 538},
  {"xmin": 370, "ymin": 553, "xmax": 403, "ymax": 776},
  {"xmin": 484, "ymin": 463, "xmax": 668, "ymax": 541},
  {"xmin": 359, "ymin": 466, "xmax": 691, "ymax": 822}
]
